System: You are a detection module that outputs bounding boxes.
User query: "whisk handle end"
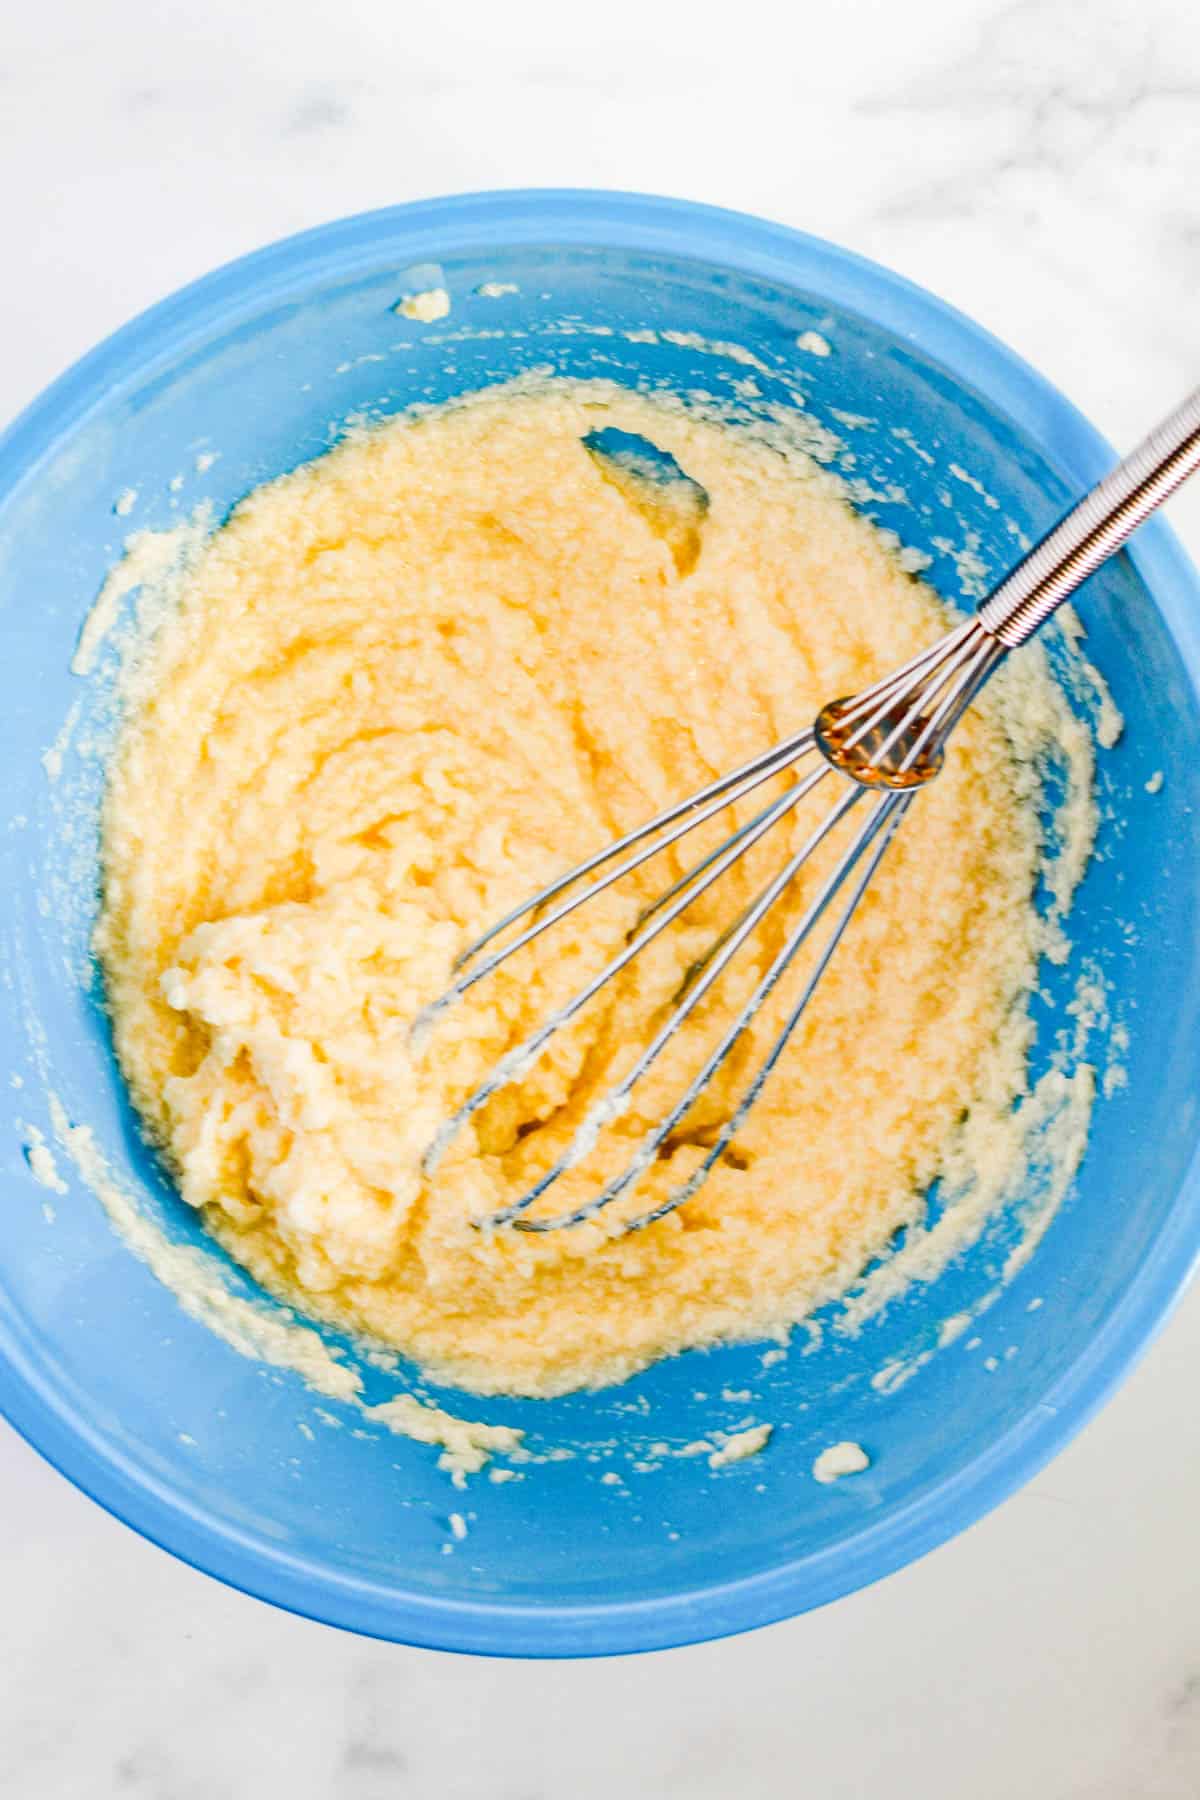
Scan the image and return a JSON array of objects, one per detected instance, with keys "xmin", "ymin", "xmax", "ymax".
[{"xmin": 977, "ymin": 387, "xmax": 1200, "ymax": 650}]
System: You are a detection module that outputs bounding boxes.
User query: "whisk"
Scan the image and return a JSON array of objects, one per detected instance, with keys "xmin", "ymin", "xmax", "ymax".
[{"xmin": 418, "ymin": 388, "xmax": 1200, "ymax": 1234}]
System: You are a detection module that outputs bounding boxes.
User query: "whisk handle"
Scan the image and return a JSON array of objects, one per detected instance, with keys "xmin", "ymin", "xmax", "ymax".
[{"xmin": 977, "ymin": 387, "xmax": 1200, "ymax": 649}]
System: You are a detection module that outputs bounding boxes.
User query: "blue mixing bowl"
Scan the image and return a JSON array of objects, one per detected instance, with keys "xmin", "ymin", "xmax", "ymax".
[{"xmin": 3, "ymin": 191, "xmax": 1200, "ymax": 1656}]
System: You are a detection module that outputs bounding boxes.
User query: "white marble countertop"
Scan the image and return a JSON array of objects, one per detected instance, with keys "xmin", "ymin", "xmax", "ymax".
[{"xmin": 4, "ymin": 1, "xmax": 1200, "ymax": 1794}]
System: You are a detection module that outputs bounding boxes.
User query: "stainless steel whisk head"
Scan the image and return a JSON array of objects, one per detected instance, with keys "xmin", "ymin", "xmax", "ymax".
[{"xmin": 416, "ymin": 388, "xmax": 1200, "ymax": 1235}]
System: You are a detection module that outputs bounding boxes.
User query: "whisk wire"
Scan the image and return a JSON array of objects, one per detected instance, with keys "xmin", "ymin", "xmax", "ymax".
[
  {"xmin": 510, "ymin": 788, "xmax": 908, "ymax": 1234},
  {"xmin": 631, "ymin": 784, "xmax": 795, "ymax": 931},
  {"xmin": 876, "ymin": 627, "xmax": 1002, "ymax": 775},
  {"xmin": 421, "ymin": 759, "xmax": 830, "ymax": 1176},
  {"xmin": 447, "ymin": 724, "xmax": 816, "ymax": 982},
  {"xmin": 846, "ymin": 623, "xmax": 980, "ymax": 748},
  {"xmin": 834, "ymin": 618, "xmax": 978, "ymax": 735},
  {"xmin": 486, "ymin": 778, "xmax": 858, "ymax": 1227},
  {"xmin": 612, "ymin": 793, "xmax": 912, "ymax": 1237}
]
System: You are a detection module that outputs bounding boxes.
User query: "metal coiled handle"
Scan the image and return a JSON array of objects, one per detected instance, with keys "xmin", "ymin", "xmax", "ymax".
[{"xmin": 977, "ymin": 387, "xmax": 1200, "ymax": 649}]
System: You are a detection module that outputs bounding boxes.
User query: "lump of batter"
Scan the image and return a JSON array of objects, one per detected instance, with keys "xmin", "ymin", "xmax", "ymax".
[
  {"xmin": 97, "ymin": 378, "xmax": 1088, "ymax": 1397},
  {"xmin": 812, "ymin": 1441, "xmax": 870, "ymax": 1484}
]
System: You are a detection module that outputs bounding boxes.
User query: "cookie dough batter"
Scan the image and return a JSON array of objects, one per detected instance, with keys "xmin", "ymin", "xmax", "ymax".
[{"xmin": 97, "ymin": 379, "xmax": 1082, "ymax": 1396}]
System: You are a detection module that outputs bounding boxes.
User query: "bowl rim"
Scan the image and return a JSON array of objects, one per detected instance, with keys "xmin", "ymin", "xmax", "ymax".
[{"xmin": 3, "ymin": 186, "xmax": 1200, "ymax": 1657}]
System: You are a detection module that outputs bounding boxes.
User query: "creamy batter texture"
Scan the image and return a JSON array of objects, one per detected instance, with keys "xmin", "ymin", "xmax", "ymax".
[{"xmin": 97, "ymin": 378, "xmax": 1094, "ymax": 1398}]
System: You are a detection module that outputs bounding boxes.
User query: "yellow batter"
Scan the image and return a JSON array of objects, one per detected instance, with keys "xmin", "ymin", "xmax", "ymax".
[{"xmin": 97, "ymin": 379, "xmax": 1084, "ymax": 1397}]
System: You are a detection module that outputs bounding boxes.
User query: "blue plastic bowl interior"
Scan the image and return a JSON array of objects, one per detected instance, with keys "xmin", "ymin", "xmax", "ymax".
[{"xmin": 3, "ymin": 191, "xmax": 1200, "ymax": 1657}]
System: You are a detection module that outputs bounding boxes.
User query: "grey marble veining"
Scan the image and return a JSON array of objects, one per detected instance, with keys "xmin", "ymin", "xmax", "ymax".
[{"xmin": 2, "ymin": 0, "xmax": 1200, "ymax": 1793}]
